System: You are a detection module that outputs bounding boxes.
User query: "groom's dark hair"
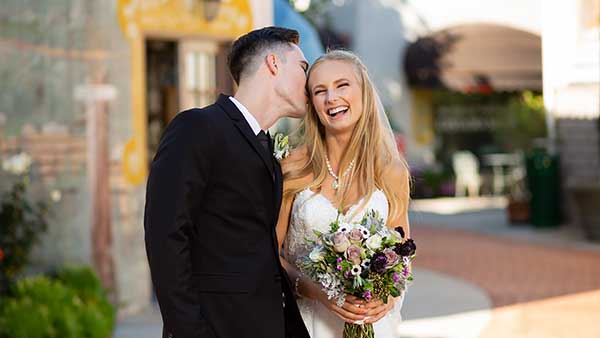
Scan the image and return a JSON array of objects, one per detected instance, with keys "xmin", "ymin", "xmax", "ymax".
[{"xmin": 227, "ymin": 26, "xmax": 300, "ymax": 84}]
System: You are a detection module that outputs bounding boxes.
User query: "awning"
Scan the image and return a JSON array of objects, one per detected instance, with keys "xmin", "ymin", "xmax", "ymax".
[{"xmin": 404, "ymin": 24, "xmax": 542, "ymax": 91}]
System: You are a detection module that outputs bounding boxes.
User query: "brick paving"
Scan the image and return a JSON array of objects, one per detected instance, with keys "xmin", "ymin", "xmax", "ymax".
[{"xmin": 411, "ymin": 224, "xmax": 600, "ymax": 338}]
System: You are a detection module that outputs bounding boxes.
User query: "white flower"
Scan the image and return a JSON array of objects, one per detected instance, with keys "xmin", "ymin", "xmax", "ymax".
[
  {"xmin": 361, "ymin": 259, "xmax": 371, "ymax": 270},
  {"xmin": 273, "ymin": 133, "xmax": 291, "ymax": 161},
  {"xmin": 309, "ymin": 245, "xmax": 325, "ymax": 262},
  {"xmin": 355, "ymin": 225, "xmax": 370, "ymax": 239},
  {"xmin": 50, "ymin": 189, "xmax": 62, "ymax": 202},
  {"xmin": 2, "ymin": 152, "xmax": 32, "ymax": 175},
  {"xmin": 365, "ymin": 234, "xmax": 383, "ymax": 251},
  {"xmin": 338, "ymin": 222, "xmax": 352, "ymax": 233},
  {"xmin": 350, "ymin": 265, "xmax": 362, "ymax": 276}
]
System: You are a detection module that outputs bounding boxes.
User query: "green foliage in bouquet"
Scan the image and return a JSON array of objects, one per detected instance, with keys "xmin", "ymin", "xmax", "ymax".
[{"xmin": 0, "ymin": 266, "xmax": 115, "ymax": 338}]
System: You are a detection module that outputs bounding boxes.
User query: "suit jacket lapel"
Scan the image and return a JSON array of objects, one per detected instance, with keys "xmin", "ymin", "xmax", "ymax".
[
  {"xmin": 273, "ymin": 159, "xmax": 283, "ymax": 225},
  {"xmin": 216, "ymin": 94, "xmax": 275, "ymax": 179}
]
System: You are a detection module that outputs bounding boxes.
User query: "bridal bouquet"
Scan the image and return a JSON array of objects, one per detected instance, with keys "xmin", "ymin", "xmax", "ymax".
[{"xmin": 297, "ymin": 210, "xmax": 416, "ymax": 338}]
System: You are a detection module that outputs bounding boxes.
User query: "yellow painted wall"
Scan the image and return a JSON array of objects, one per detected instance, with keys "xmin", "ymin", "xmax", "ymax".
[
  {"xmin": 117, "ymin": 0, "xmax": 252, "ymax": 185},
  {"xmin": 411, "ymin": 89, "xmax": 435, "ymax": 146}
]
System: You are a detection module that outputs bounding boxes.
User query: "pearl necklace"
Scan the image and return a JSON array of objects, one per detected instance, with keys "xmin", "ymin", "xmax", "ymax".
[{"xmin": 325, "ymin": 156, "xmax": 355, "ymax": 190}]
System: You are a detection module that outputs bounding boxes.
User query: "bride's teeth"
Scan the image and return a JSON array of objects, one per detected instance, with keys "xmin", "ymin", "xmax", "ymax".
[{"xmin": 328, "ymin": 106, "xmax": 348, "ymax": 116}]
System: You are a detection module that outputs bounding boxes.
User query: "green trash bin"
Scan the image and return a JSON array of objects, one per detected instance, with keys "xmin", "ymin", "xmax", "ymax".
[{"xmin": 526, "ymin": 148, "xmax": 561, "ymax": 227}]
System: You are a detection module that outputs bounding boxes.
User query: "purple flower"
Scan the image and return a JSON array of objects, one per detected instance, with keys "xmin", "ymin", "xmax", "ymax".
[
  {"xmin": 336, "ymin": 257, "xmax": 343, "ymax": 264},
  {"xmin": 332, "ymin": 232, "xmax": 351, "ymax": 253},
  {"xmin": 370, "ymin": 253, "xmax": 388, "ymax": 273},
  {"xmin": 393, "ymin": 272, "xmax": 400, "ymax": 283},
  {"xmin": 346, "ymin": 245, "xmax": 362, "ymax": 265},
  {"xmin": 394, "ymin": 239, "xmax": 416, "ymax": 257},
  {"xmin": 337, "ymin": 264, "xmax": 343, "ymax": 271},
  {"xmin": 383, "ymin": 248, "xmax": 400, "ymax": 268},
  {"xmin": 402, "ymin": 266, "xmax": 410, "ymax": 277},
  {"xmin": 364, "ymin": 290, "xmax": 372, "ymax": 300},
  {"xmin": 394, "ymin": 226, "xmax": 406, "ymax": 239}
]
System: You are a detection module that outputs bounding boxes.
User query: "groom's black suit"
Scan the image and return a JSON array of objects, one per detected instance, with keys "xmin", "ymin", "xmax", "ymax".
[{"xmin": 144, "ymin": 94, "xmax": 309, "ymax": 338}]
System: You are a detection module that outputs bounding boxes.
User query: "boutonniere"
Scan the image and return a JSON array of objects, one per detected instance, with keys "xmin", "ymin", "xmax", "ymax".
[{"xmin": 273, "ymin": 132, "xmax": 291, "ymax": 161}]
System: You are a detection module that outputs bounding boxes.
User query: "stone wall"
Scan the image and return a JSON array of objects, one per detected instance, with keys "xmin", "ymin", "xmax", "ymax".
[{"xmin": 0, "ymin": 0, "xmax": 151, "ymax": 314}]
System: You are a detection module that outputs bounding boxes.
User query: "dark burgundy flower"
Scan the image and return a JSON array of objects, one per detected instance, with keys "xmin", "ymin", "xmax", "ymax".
[
  {"xmin": 394, "ymin": 226, "xmax": 405, "ymax": 239},
  {"xmin": 395, "ymin": 239, "xmax": 416, "ymax": 257},
  {"xmin": 0, "ymin": 248, "xmax": 4, "ymax": 263},
  {"xmin": 370, "ymin": 253, "xmax": 388, "ymax": 273}
]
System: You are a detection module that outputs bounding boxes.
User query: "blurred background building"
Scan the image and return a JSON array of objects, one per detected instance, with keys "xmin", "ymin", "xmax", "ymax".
[
  {"xmin": 0, "ymin": 0, "xmax": 275, "ymax": 314},
  {"xmin": 294, "ymin": 0, "xmax": 599, "ymax": 232}
]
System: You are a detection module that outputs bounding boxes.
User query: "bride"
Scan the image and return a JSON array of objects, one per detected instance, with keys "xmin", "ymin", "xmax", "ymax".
[{"xmin": 276, "ymin": 50, "xmax": 411, "ymax": 338}]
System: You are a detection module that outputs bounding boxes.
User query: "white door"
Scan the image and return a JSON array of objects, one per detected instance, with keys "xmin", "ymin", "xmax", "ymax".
[{"xmin": 178, "ymin": 40, "xmax": 218, "ymax": 110}]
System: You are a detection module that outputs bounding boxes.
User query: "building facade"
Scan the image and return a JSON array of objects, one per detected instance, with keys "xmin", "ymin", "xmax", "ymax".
[
  {"xmin": 317, "ymin": 0, "xmax": 543, "ymax": 168},
  {"xmin": 0, "ymin": 0, "xmax": 272, "ymax": 314}
]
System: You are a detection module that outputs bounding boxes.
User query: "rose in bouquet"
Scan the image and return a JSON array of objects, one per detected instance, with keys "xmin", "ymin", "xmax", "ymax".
[{"xmin": 297, "ymin": 210, "xmax": 416, "ymax": 338}]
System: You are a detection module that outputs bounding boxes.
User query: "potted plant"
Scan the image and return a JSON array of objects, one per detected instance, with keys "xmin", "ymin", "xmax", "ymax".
[
  {"xmin": 506, "ymin": 159, "xmax": 530, "ymax": 224},
  {"xmin": 493, "ymin": 92, "xmax": 549, "ymax": 224}
]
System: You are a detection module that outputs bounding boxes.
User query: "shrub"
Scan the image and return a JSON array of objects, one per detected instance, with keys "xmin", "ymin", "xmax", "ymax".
[{"xmin": 0, "ymin": 267, "xmax": 115, "ymax": 338}]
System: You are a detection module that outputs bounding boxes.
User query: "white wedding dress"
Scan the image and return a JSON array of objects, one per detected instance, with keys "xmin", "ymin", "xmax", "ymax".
[{"xmin": 284, "ymin": 188, "xmax": 404, "ymax": 338}]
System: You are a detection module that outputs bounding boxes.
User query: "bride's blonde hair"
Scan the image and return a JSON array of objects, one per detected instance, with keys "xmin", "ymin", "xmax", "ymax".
[{"xmin": 284, "ymin": 50, "xmax": 409, "ymax": 225}]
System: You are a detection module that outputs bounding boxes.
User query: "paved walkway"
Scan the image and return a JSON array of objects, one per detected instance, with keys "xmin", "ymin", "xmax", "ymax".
[
  {"xmin": 410, "ymin": 197, "xmax": 600, "ymax": 338},
  {"xmin": 115, "ymin": 197, "xmax": 600, "ymax": 338},
  {"xmin": 398, "ymin": 269, "xmax": 491, "ymax": 338},
  {"xmin": 115, "ymin": 267, "xmax": 492, "ymax": 338},
  {"xmin": 114, "ymin": 306, "xmax": 162, "ymax": 338}
]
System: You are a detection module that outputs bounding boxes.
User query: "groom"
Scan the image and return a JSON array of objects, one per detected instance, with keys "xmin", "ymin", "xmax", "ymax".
[{"xmin": 144, "ymin": 27, "xmax": 310, "ymax": 338}]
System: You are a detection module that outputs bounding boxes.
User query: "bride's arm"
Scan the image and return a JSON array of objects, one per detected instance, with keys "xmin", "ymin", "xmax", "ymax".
[
  {"xmin": 276, "ymin": 193, "xmax": 369, "ymax": 323},
  {"xmin": 275, "ymin": 151, "xmax": 319, "ymax": 300},
  {"xmin": 274, "ymin": 169, "xmax": 327, "ymax": 302},
  {"xmin": 363, "ymin": 160, "xmax": 411, "ymax": 324},
  {"xmin": 275, "ymin": 154, "xmax": 369, "ymax": 323}
]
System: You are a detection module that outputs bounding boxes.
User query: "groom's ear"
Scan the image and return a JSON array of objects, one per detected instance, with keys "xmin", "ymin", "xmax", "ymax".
[{"xmin": 266, "ymin": 53, "xmax": 279, "ymax": 76}]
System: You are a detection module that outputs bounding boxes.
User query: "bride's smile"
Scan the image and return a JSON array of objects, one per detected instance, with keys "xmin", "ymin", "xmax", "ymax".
[{"xmin": 327, "ymin": 105, "xmax": 349, "ymax": 118}]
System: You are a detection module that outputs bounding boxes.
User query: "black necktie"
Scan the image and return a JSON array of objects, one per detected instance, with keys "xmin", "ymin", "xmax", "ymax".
[{"xmin": 257, "ymin": 130, "xmax": 270, "ymax": 154}]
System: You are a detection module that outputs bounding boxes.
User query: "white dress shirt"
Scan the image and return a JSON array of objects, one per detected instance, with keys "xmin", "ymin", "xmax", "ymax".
[{"xmin": 229, "ymin": 96, "xmax": 262, "ymax": 136}]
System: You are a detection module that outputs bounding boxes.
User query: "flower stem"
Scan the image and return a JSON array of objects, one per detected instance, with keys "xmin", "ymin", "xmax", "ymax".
[{"xmin": 343, "ymin": 323, "xmax": 374, "ymax": 338}]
